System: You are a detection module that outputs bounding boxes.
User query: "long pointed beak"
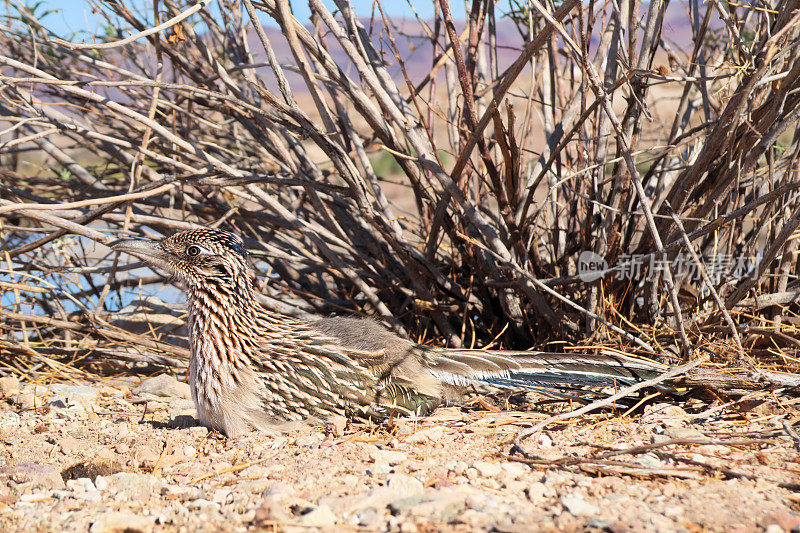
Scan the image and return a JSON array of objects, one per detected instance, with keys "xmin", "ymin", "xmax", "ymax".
[{"xmin": 111, "ymin": 238, "xmax": 167, "ymax": 262}]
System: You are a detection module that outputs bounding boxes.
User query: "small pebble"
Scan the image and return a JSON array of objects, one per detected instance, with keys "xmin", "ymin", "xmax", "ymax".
[
  {"xmin": 115, "ymin": 443, "xmax": 130, "ymax": 454},
  {"xmin": 90, "ymin": 511, "xmax": 153, "ymax": 533},
  {"xmin": 527, "ymin": 482, "xmax": 547, "ymax": 503},
  {"xmin": 298, "ymin": 505, "xmax": 337, "ymax": 527},
  {"xmin": 663, "ymin": 426, "xmax": 704, "ymax": 440},
  {"xmin": 133, "ymin": 374, "xmax": 191, "ymax": 400},
  {"xmin": 0, "ymin": 411, "xmax": 21, "ymax": 432},
  {"xmin": 471, "ymin": 460, "xmax": 502, "ymax": 478},
  {"xmin": 370, "ymin": 449, "xmax": 408, "ymax": 465},
  {"xmin": 0, "ymin": 376, "xmax": 21, "ymax": 398},
  {"xmin": 94, "ymin": 476, "xmax": 108, "ymax": 491},
  {"xmin": 561, "ymin": 493, "xmax": 600, "ymax": 517}
]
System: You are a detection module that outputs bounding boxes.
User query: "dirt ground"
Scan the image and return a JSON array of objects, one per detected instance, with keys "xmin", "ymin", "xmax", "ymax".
[{"xmin": 0, "ymin": 374, "xmax": 798, "ymax": 532}]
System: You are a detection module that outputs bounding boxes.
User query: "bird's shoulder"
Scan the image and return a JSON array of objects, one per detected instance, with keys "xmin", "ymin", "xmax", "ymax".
[{"xmin": 309, "ymin": 315, "xmax": 414, "ymax": 354}]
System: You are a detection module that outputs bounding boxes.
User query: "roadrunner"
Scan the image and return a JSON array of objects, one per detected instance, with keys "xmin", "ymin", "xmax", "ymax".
[{"xmin": 113, "ymin": 228, "xmax": 665, "ymax": 437}]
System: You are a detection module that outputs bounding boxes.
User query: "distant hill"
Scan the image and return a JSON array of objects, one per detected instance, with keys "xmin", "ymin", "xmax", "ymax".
[{"xmin": 245, "ymin": 4, "xmax": 697, "ymax": 93}]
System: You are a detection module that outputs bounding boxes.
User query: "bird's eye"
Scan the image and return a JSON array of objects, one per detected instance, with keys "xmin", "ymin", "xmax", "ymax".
[{"xmin": 186, "ymin": 245, "xmax": 202, "ymax": 257}]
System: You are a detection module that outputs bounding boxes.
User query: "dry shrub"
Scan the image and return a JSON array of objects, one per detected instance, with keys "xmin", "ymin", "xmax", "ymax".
[{"xmin": 1, "ymin": 0, "xmax": 800, "ymax": 381}]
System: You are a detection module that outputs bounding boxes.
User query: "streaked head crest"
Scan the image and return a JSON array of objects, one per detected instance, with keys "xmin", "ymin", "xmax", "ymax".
[{"xmin": 162, "ymin": 228, "xmax": 248, "ymax": 260}]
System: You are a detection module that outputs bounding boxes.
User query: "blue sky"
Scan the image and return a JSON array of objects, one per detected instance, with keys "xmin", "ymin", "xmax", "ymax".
[{"xmin": 34, "ymin": 1, "xmax": 470, "ymax": 37}]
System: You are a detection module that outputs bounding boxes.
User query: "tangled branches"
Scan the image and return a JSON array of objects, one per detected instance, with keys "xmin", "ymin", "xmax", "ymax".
[{"xmin": 2, "ymin": 0, "xmax": 800, "ymax": 381}]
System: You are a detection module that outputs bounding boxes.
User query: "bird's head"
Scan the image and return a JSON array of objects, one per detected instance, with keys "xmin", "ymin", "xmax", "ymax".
[{"xmin": 111, "ymin": 228, "xmax": 252, "ymax": 294}]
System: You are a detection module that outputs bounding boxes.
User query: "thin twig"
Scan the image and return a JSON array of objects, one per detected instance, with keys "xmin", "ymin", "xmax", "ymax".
[{"xmin": 50, "ymin": 0, "xmax": 212, "ymax": 50}]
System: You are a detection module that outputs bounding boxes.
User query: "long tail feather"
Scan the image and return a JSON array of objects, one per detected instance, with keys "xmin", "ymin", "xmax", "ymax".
[{"xmin": 429, "ymin": 349, "xmax": 667, "ymax": 393}]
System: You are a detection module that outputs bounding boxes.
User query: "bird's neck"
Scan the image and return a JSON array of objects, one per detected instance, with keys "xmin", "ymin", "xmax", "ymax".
[
  {"xmin": 185, "ymin": 276, "xmax": 259, "ymax": 347},
  {"xmin": 185, "ymin": 278, "xmax": 305, "ymax": 346}
]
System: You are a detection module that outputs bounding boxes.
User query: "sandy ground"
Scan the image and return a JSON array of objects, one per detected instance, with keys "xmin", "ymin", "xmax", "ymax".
[{"xmin": 0, "ymin": 374, "xmax": 798, "ymax": 532}]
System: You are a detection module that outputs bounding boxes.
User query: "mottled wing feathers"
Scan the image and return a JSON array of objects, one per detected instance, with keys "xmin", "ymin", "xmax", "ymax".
[
  {"xmin": 249, "ymin": 310, "xmax": 666, "ymax": 422},
  {"xmin": 249, "ymin": 318, "xmax": 441, "ymax": 420}
]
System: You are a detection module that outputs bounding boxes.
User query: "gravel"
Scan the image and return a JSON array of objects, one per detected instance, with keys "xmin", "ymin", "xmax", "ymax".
[{"xmin": 0, "ymin": 378, "xmax": 797, "ymax": 531}]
